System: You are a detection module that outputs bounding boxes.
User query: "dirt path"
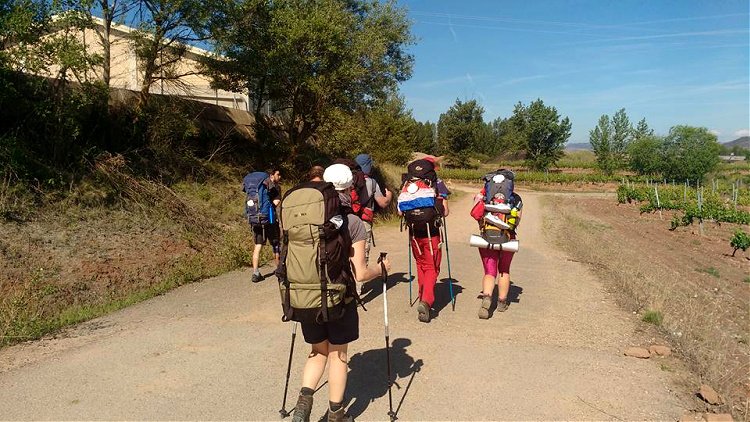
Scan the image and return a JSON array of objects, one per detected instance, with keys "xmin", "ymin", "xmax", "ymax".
[{"xmin": 0, "ymin": 190, "xmax": 691, "ymax": 420}]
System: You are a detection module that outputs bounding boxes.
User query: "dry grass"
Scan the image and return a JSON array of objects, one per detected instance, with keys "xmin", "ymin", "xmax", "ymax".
[
  {"xmin": 541, "ymin": 195, "xmax": 750, "ymax": 421},
  {"xmin": 0, "ymin": 158, "xmax": 266, "ymax": 348}
]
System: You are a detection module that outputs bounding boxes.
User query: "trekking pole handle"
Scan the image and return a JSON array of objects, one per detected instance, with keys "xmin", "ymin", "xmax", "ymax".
[
  {"xmin": 377, "ymin": 252, "xmax": 388, "ymax": 265},
  {"xmin": 379, "ymin": 252, "xmax": 389, "ymax": 332}
]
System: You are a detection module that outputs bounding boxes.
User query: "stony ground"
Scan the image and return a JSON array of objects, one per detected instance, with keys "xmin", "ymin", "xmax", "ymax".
[{"xmin": 0, "ymin": 189, "xmax": 697, "ymax": 420}]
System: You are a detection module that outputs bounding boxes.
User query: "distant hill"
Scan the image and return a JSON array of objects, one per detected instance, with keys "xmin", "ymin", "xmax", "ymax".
[
  {"xmin": 565, "ymin": 142, "xmax": 592, "ymax": 151},
  {"xmin": 566, "ymin": 137, "xmax": 749, "ymax": 151},
  {"xmin": 723, "ymin": 136, "xmax": 749, "ymax": 150}
]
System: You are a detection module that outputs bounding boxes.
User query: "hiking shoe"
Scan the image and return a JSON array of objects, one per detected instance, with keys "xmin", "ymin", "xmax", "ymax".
[
  {"xmin": 417, "ymin": 301, "xmax": 430, "ymax": 323},
  {"xmin": 478, "ymin": 295, "xmax": 492, "ymax": 319},
  {"xmin": 291, "ymin": 394, "xmax": 313, "ymax": 422},
  {"xmin": 497, "ymin": 299, "xmax": 509, "ymax": 312},
  {"xmin": 326, "ymin": 407, "xmax": 353, "ymax": 422},
  {"xmin": 251, "ymin": 272, "xmax": 262, "ymax": 283}
]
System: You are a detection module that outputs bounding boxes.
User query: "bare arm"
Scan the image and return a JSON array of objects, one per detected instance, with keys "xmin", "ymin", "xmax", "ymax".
[
  {"xmin": 350, "ymin": 240, "xmax": 390, "ymax": 282},
  {"xmin": 375, "ymin": 188, "xmax": 393, "ymax": 208},
  {"xmin": 440, "ymin": 197, "xmax": 450, "ymax": 217}
]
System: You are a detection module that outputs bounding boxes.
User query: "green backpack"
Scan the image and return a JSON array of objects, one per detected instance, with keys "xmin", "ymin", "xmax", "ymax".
[{"xmin": 276, "ymin": 181, "xmax": 354, "ymax": 323}]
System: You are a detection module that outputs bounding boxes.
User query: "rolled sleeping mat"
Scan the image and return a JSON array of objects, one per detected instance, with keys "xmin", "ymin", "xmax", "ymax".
[
  {"xmin": 485, "ymin": 203, "xmax": 512, "ymax": 214},
  {"xmin": 484, "ymin": 213, "xmax": 511, "ymax": 230},
  {"xmin": 469, "ymin": 235, "xmax": 519, "ymax": 253}
]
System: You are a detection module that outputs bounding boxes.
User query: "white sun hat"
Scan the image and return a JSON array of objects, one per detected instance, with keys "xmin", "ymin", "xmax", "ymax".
[{"xmin": 323, "ymin": 164, "xmax": 354, "ymax": 191}]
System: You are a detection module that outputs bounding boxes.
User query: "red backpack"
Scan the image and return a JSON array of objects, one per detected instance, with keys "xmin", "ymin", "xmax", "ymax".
[{"xmin": 333, "ymin": 158, "xmax": 374, "ymax": 223}]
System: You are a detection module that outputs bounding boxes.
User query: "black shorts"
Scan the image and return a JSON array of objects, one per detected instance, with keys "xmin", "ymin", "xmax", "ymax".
[
  {"xmin": 253, "ymin": 223, "xmax": 280, "ymax": 247},
  {"xmin": 301, "ymin": 300, "xmax": 359, "ymax": 345}
]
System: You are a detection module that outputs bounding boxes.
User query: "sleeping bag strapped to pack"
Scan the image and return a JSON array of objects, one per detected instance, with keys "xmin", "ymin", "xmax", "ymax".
[
  {"xmin": 332, "ymin": 158, "xmax": 374, "ymax": 223},
  {"xmin": 480, "ymin": 169, "xmax": 516, "ymax": 244},
  {"xmin": 397, "ymin": 159, "xmax": 440, "ymax": 230},
  {"xmin": 243, "ymin": 171, "xmax": 272, "ymax": 225},
  {"xmin": 275, "ymin": 181, "xmax": 354, "ymax": 323}
]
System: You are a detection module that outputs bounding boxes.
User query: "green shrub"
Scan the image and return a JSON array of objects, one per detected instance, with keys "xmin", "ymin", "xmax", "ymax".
[
  {"xmin": 696, "ymin": 267, "xmax": 720, "ymax": 278},
  {"xmin": 642, "ymin": 309, "xmax": 663, "ymax": 326},
  {"xmin": 730, "ymin": 228, "xmax": 750, "ymax": 257}
]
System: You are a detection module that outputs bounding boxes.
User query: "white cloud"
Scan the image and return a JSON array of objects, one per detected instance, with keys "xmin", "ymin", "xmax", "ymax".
[
  {"xmin": 709, "ymin": 129, "xmax": 721, "ymax": 136},
  {"xmin": 736, "ymin": 129, "xmax": 750, "ymax": 137}
]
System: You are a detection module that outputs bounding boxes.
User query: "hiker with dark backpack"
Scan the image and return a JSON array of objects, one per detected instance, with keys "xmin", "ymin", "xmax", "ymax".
[
  {"xmin": 278, "ymin": 163, "xmax": 391, "ymax": 422},
  {"xmin": 354, "ymin": 154, "xmax": 393, "ymax": 268},
  {"xmin": 469, "ymin": 169, "xmax": 523, "ymax": 319},
  {"xmin": 242, "ymin": 167, "xmax": 282, "ymax": 283},
  {"xmin": 397, "ymin": 157, "xmax": 450, "ymax": 323}
]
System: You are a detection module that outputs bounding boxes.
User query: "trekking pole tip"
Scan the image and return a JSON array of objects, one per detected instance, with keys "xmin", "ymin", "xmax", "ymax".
[{"xmin": 279, "ymin": 408, "xmax": 290, "ymax": 418}]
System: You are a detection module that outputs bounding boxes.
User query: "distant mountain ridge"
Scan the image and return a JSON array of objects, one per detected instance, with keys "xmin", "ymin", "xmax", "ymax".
[
  {"xmin": 723, "ymin": 136, "xmax": 749, "ymax": 150},
  {"xmin": 565, "ymin": 136, "xmax": 749, "ymax": 151},
  {"xmin": 565, "ymin": 142, "xmax": 592, "ymax": 151}
]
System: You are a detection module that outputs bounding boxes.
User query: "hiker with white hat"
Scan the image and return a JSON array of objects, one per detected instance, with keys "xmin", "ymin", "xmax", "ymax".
[{"xmin": 288, "ymin": 163, "xmax": 391, "ymax": 422}]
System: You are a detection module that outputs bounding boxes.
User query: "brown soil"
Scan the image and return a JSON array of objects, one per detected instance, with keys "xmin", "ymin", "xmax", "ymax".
[{"xmin": 543, "ymin": 193, "xmax": 750, "ymax": 419}]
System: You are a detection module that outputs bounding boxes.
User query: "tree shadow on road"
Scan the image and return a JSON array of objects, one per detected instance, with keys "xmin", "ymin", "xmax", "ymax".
[{"xmin": 344, "ymin": 338, "xmax": 423, "ymax": 419}]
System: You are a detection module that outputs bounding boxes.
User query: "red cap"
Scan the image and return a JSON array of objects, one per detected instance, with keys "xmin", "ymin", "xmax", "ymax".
[{"xmin": 424, "ymin": 156, "xmax": 436, "ymax": 164}]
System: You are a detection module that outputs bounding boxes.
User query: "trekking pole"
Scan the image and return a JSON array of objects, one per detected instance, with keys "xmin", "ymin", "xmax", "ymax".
[
  {"xmin": 441, "ymin": 217, "xmax": 455, "ymax": 311},
  {"xmin": 279, "ymin": 322, "xmax": 297, "ymax": 418},
  {"xmin": 407, "ymin": 232, "xmax": 413, "ymax": 306},
  {"xmin": 378, "ymin": 252, "xmax": 397, "ymax": 422}
]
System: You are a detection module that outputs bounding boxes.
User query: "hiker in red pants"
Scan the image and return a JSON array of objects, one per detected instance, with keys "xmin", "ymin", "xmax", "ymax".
[{"xmin": 398, "ymin": 157, "xmax": 450, "ymax": 323}]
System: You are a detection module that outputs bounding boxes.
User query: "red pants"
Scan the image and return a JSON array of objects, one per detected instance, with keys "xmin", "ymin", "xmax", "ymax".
[{"xmin": 411, "ymin": 235, "xmax": 442, "ymax": 307}]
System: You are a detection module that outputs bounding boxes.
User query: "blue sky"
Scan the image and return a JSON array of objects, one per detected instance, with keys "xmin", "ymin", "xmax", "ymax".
[{"xmin": 397, "ymin": 0, "xmax": 750, "ymax": 143}]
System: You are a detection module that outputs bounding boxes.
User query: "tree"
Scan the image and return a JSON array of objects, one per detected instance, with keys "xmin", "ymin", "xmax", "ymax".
[
  {"xmin": 408, "ymin": 120, "xmax": 436, "ymax": 155},
  {"xmin": 43, "ymin": 2, "xmax": 103, "ymax": 85},
  {"xmin": 660, "ymin": 126, "xmax": 721, "ymax": 181},
  {"xmin": 206, "ymin": 0, "xmax": 414, "ymax": 161},
  {"xmin": 632, "ymin": 117, "xmax": 653, "ymax": 141},
  {"xmin": 610, "ymin": 108, "xmax": 631, "ymax": 168},
  {"xmin": 131, "ymin": 0, "xmax": 213, "ymax": 106},
  {"xmin": 511, "ymin": 99, "xmax": 571, "ymax": 170},
  {"xmin": 589, "ymin": 114, "xmax": 614, "ymax": 174},
  {"xmin": 628, "ymin": 134, "xmax": 663, "ymax": 175},
  {"xmin": 589, "ymin": 108, "xmax": 633, "ymax": 175},
  {"xmin": 489, "ymin": 116, "xmax": 522, "ymax": 156},
  {"xmin": 319, "ymin": 92, "xmax": 414, "ymax": 165},
  {"xmin": 0, "ymin": 0, "xmax": 49, "ymax": 70},
  {"xmin": 83, "ymin": 0, "xmax": 134, "ymax": 87},
  {"xmin": 437, "ymin": 99, "xmax": 487, "ymax": 166}
]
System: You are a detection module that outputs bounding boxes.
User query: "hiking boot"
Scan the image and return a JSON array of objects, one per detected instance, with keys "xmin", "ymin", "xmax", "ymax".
[
  {"xmin": 326, "ymin": 407, "xmax": 353, "ymax": 422},
  {"xmin": 291, "ymin": 394, "xmax": 313, "ymax": 422},
  {"xmin": 497, "ymin": 299, "xmax": 509, "ymax": 312},
  {"xmin": 417, "ymin": 301, "xmax": 430, "ymax": 323},
  {"xmin": 251, "ymin": 272, "xmax": 262, "ymax": 283},
  {"xmin": 478, "ymin": 295, "xmax": 492, "ymax": 319}
]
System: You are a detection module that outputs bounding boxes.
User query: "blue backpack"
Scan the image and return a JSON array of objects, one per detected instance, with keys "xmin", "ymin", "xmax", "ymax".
[{"xmin": 243, "ymin": 172, "xmax": 272, "ymax": 225}]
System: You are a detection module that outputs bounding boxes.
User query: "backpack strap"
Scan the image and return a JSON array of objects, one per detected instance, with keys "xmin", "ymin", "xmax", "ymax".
[
  {"xmin": 317, "ymin": 226, "xmax": 329, "ymax": 323},
  {"xmin": 278, "ymin": 230, "xmax": 293, "ymax": 322}
]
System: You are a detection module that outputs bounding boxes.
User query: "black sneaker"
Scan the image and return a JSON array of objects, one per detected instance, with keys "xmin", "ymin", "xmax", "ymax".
[
  {"xmin": 251, "ymin": 272, "xmax": 262, "ymax": 283},
  {"xmin": 417, "ymin": 301, "xmax": 430, "ymax": 323}
]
